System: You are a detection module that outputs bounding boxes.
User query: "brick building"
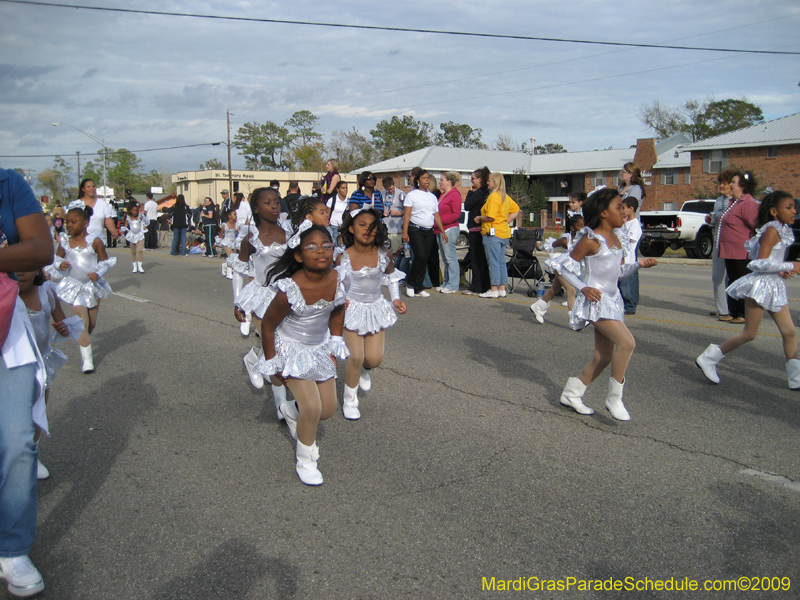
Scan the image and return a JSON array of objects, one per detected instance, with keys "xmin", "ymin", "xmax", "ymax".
[{"xmin": 677, "ymin": 112, "xmax": 800, "ymax": 198}]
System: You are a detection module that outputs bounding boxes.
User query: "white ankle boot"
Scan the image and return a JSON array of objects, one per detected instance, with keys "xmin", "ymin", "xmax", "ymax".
[
  {"xmin": 226, "ymin": 266, "xmax": 233, "ymax": 279},
  {"xmin": 295, "ymin": 440, "xmax": 323, "ymax": 485},
  {"xmin": 242, "ymin": 348, "xmax": 263, "ymax": 389},
  {"xmin": 359, "ymin": 367, "xmax": 372, "ymax": 391},
  {"xmin": 137, "ymin": 261, "xmax": 144, "ymax": 273},
  {"xmin": 786, "ymin": 358, "xmax": 800, "ymax": 390},
  {"xmin": 604, "ymin": 377, "xmax": 630, "ymax": 421},
  {"xmin": 272, "ymin": 384, "xmax": 286, "ymax": 420},
  {"xmin": 279, "ymin": 401, "xmax": 299, "ymax": 439},
  {"xmin": 696, "ymin": 344, "xmax": 723, "ymax": 384},
  {"xmin": 79, "ymin": 344, "xmax": 94, "ymax": 373},
  {"xmin": 342, "ymin": 384, "xmax": 360, "ymax": 420},
  {"xmin": 530, "ymin": 298, "xmax": 549, "ymax": 324},
  {"xmin": 559, "ymin": 376, "xmax": 594, "ymax": 415},
  {"xmin": 240, "ymin": 313, "xmax": 251, "ymax": 337},
  {"xmin": 132, "ymin": 262, "xmax": 137, "ymax": 272}
]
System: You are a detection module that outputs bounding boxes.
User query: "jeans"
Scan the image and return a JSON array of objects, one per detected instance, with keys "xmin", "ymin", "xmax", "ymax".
[
  {"xmin": 618, "ymin": 244, "xmax": 639, "ymax": 313},
  {"xmin": 437, "ymin": 226, "xmax": 460, "ymax": 291},
  {"xmin": 0, "ymin": 360, "xmax": 38, "ymax": 557},
  {"xmin": 712, "ymin": 254, "xmax": 728, "ymax": 315},
  {"xmin": 467, "ymin": 231, "xmax": 489, "ymax": 293},
  {"xmin": 204, "ymin": 224, "xmax": 218, "ymax": 256},
  {"xmin": 483, "ymin": 234, "xmax": 509, "ymax": 287},
  {"xmin": 725, "ymin": 258, "xmax": 750, "ymax": 319},
  {"xmin": 407, "ymin": 227, "xmax": 440, "ymax": 293},
  {"xmin": 171, "ymin": 227, "xmax": 187, "ymax": 256}
]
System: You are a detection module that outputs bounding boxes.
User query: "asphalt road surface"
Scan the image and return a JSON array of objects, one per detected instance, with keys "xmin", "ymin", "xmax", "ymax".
[{"xmin": 14, "ymin": 246, "xmax": 800, "ymax": 599}]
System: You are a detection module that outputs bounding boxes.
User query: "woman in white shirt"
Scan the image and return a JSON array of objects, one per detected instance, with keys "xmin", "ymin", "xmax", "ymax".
[
  {"xmin": 77, "ymin": 178, "xmax": 117, "ymax": 245},
  {"xmin": 401, "ymin": 170, "xmax": 448, "ymax": 298},
  {"xmin": 327, "ymin": 180, "xmax": 349, "ymax": 239}
]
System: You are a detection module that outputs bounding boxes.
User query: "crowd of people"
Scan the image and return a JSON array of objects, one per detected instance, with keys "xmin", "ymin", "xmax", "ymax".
[{"xmin": 0, "ymin": 156, "xmax": 797, "ymax": 596}]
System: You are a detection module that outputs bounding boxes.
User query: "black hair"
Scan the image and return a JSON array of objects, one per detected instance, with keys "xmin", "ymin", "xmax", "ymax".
[
  {"xmin": 249, "ymin": 187, "xmax": 281, "ymax": 227},
  {"xmin": 472, "ymin": 166, "xmax": 491, "ymax": 188},
  {"xmin": 221, "ymin": 207, "xmax": 235, "ymax": 223},
  {"xmin": 78, "ymin": 178, "xmax": 95, "ymax": 199},
  {"xmin": 357, "ymin": 171, "xmax": 376, "ymax": 189},
  {"xmin": 175, "ymin": 194, "xmax": 186, "ymax": 210},
  {"xmin": 146, "ymin": 191, "xmax": 153, "ymax": 199},
  {"xmin": 292, "ymin": 195, "xmax": 326, "ymax": 228},
  {"xmin": 566, "ymin": 213, "xmax": 585, "ymax": 232},
  {"xmin": 32, "ymin": 269, "xmax": 46, "ymax": 287},
  {"xmin": 582, "ymin": 188, "xmax": 620, "ymax": 229},
  {"xmin": 127, "ymin": 200, "xmax": 140, "ymax": 213},
  {"xmin": 334, "ymin": 180, "xmax": 349, "ymax": 193},
  {"xmin": 413, "ymin": 169, "xmax": 429, "ymax": 189},
  {"xmin": 266, "ymin": 224, "xmax": 333, "ymax": 282},
  {"xmin": 67, "ymin": 204, "xmax": 93, "ymax": 222},
  {"xmin": 340, "ymin": 208, "xmax": 388, "ymax": 249},
  {"xmin": 569, "ymin": 191, "xmax": 587, "ymax": 204},
  {"xmin": 621, "ymin": 196, "xmax": 639, "ymax": 211},
  {"xmin": 269, "ymin": 180, "xmax": 280, "ymax": 187},
  {"xmin": 757, "ymin": 190, "xmax": 794, "ymax": 228}
]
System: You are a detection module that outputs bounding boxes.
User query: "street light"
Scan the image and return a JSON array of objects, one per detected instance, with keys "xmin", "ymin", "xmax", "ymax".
[{"xmin": 52, "ymin": 123, "xmax": 107, "ymax": 198}]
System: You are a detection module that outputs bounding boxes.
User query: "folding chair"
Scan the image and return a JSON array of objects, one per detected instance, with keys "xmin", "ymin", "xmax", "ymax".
[
  {"xmin": 506, "ymin": 228, "xmax": 544, "ymax": 295},
  {"xmin": 458, "ymin": 250, "xmax": 472, "ymax": 286}
]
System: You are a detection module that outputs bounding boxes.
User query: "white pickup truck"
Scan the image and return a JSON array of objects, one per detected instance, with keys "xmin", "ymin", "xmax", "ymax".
[{"xmin": 639, "ymin": 199, "xmax": 716, "ymax": 259}]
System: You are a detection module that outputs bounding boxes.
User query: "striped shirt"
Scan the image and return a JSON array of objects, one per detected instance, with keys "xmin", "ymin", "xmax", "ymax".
[{"xmin": 348, "ymin": 189, "xmax": 384, "ymax": 213}]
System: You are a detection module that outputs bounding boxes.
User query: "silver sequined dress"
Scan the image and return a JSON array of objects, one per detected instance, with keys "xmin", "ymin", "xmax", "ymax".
[
  {"xmin": 338, "ymin": 248, "xmax": 404, "ymax": 335},
  {"xmin": 26, "ymin": 282, "xmax": 67, "ymax": 389},
  {"xmin": 253, "ymin": 276, "xmax": 350, "ymax": 381},
  {"xmin": 726, "ymin": 221, "xmax": 795, "ymax": 312},
  {"xmin": 46, "ymin": 233, "xmax": 116, "ymax": 308},
  {"xmin": 124, "ymin": 215, "xmax": 149, "ymax": 244},
  {"xmin": 234, "ymin": 231, "xmax": 287, "ymax": 318}
]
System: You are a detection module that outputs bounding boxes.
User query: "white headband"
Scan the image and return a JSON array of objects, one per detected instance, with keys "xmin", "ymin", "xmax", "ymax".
[
  {"xmin": 67, "ymin": 200, "xmax": 86, "ymax": 211},
  {"xmin": 287, "ymin": 219, "xmax": 313, "ymax": 249},
  {"xmin": 587, "ymin": 185, "xmax": 607, "ymax": 198}
]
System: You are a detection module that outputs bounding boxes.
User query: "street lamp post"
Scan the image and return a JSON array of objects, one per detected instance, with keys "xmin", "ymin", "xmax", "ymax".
[{"xmin": 52, "ymin": 123, "xmax": 107, "ymax": 198}]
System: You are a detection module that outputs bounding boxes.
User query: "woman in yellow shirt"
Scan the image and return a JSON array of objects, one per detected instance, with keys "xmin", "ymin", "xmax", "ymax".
[{"xmin": 474, "ymin": 172, "xmax": 520, "ymax": 298}]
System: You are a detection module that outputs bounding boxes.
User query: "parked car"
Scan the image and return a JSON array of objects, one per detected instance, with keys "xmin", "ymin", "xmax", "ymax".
[
  {"xmin": 639, "ymin": 199, "xmax": 716, "ymax": 259},
  {"xmin": 456, "ymin": 209, "xmax": 470, "ymax": 248}
]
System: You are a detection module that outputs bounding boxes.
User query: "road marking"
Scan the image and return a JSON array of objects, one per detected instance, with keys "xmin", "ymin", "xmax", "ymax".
[
  {"xmin": 741, "ymin": 469, "xmax": 800, "ymax": 493},
  {"xmin": 112, "ymin": 292, "xmax": 149, "ymax": 303}
]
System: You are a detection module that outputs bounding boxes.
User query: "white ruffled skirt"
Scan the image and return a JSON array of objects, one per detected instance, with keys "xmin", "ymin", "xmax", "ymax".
[
  {"xmin": 570, "ymin": 292, "xmax": 625, "ymax": 330},
  {"xmin": 726, "ymin": 273, "xmax": 788, "ymax": 312},
  {"xmin": 55, "ymin": 276, "xmax": 112, "ymax": 308},
  {"xmin": 125, "ymin": 231, "xmax": 146, "ymax": 244},
  {"xmin": 43, "ymin": 348, "xmax": 68, "ymax": 389},
  {"xmin": 235, "ymin": 282, "xmax": 277, "ymax": 318},
  {"xmin": 544, "ymin": 253, "xmax": 571, "ymax": 275},
  {"xmin": 344, "ymin": 297, "xmax": 398, "ymax": 335},
  {"xmin": 253, "ymin": 333, "xmax": 349, "ymax": 381},
  {"xmin": 227, "ymin": 253, "xmax": 254, "ymax": 277}
]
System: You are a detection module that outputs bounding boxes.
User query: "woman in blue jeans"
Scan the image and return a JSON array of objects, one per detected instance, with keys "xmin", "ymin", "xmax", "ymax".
[
  {"xmin": 169, "ymin": 194, "xmax": 190, "ymax": 256},
  {"xmin": 475, "ymin": 173, "xmax": 520, "ymax": 298},
  {"xmin": 0, "ymin": 168, "xmax": 53, "ymax": 596},
  {"xmin": 436, "ymin": 171, "xmax": 462, "ymax": 293}
]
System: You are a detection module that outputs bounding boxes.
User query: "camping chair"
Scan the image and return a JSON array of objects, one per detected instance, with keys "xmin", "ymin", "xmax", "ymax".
[
  {"xmin": 506, "ymin": 228, "xmax": 544, "ymax": 295},
  {"xmin": 459, "ymin": 250, "xmax": 472, "ymax": 286}
]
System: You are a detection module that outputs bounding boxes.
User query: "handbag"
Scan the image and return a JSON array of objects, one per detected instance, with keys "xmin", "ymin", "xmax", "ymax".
[{"xmin": 0, "ymin": 271, "xmax": 19, "ymax": 347}]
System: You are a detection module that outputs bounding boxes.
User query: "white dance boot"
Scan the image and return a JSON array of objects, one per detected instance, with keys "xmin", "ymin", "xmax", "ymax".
[
  {"xmin": 272, "ymin": 384, "xmax": 287, "ymax": 420},
  {"xmin": 604, "ymin": 377, "xmax": 630, "ymax": 421},
  {"xmin": 696, "ymin": 344, "xmax": 723, "ymax": 384},
  {"xmin": 786, "ymin": 359, "xmax": 800, "ymax": 390},
  {"xmin": 529, "ymin": 298, "xmax": 549, "ymax": 324},
  {"xmin": 131, "ymin": 262, "xmax": 137, "ymax": 273},
  {"xmin": 240, "ymin": 313, "xmax": 252, "ymax": 337},
  {"xmin": 242, "ymin": 348, "xmax": 263, "ymax": 389},
  {"xmin": 342, "ymin": 384, "xmax": 361, "ymax": 420},
  {"xmin": 295, "ymin": 440, "xmax": 323, "ymax": 486},
  {"xmin": 559, "ymin": 376, "xmax": 594, "ymax": 415},
  {"xmin": 359, "ymin": 367, "xmax": 372, "ymax": 391},
  {"xmin": 279, "ymin": 401, "xmax": 299, "ymax": 439},
  {"xmin": 226, "ymin": 266, "xmax": 233, "ymax": 280},
  {"xmin": 137, "ymin": 261, "xmax": 144, "ymax": 273},
  {"xmin": 80, "ymin": 344, "xmax": 94, "ymax": 373},
  {"xmin": 221, "ymin": 262, "xmax": 227, "ymax": 276}
]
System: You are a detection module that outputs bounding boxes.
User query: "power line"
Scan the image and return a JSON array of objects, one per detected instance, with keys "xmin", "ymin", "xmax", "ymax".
[
  {"xmin": 3, "ymin": 0, "xmax": 799, "ymax": 56},
  {"xmin": 0, "ymin": 142, "xmax": 221, "ymax": 159}
]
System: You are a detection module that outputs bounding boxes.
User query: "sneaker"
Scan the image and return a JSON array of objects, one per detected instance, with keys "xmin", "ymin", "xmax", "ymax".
[
  {"xmin": 37, "ymin": 459, "xmax": 49, "ymax": 480},
  {"xmin": 0, "ymin": 555, "xmax": 45, "ymax": 597},
  {"xmin": 406, "ymin": 288, "xmax": 415, "ymax": 298},
  {"xmin": 462, "ymin": 290, "xmax": 478, "ymax": 295},
  {"xmin": 434, "ymin": 286, "xmax": 442, "ymax": 292},
  {"xmin": 440, "ymin": 288, "xmax": 457, "ymax": 294},
  {"xmin": 718, "ymin": 315, "xmax": 733, "ymax": 322},
  {"xmin": 498, "ymin": 290, "xmax": 507, "ymax": 298},
  {"xmin": 479, "ymin": 291, "xmax": 499, "ymax": 298},
  {"xmin": 417, "ymin": 290, "xmax": 430, "ymax": 297},
  {"xmin": 561, "ymin": 301, "xmax": 569, "ymax": 307}
]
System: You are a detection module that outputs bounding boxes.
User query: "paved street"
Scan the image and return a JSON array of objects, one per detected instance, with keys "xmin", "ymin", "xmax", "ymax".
[{"xmin": 14, "ymin": 246, "xmax": 800, "ymax": 599}]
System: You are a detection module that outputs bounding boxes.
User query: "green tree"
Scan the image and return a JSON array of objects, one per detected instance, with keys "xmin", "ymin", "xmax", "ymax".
[
  {"xmin": 284, "ymin": 110, "xmax": 325, "ymax": 170},
  {"xmin": 493, "ymin": 133, "xmax": 532, "ymax": 154},
  {"xmin": 36, "ymin": 156, "xmax": 72, "ymax": 202},
  {"xmin": 534, "ymin": 143, "xmax": 567, "ymax": 154},
  {"xmin": 434, "ymin": 121, "xmax": 487, "ymax": 149},
  {"xmin": 639, "ymin": 97, "xmax": 764, "ymax": 141},
  {"xmin": 370, "ymin": 115, "xmax": 432, "ymax": 160},
  {"xmin": 329, "ymin": 128, "xmax": 376, "ymax": 172},
  {"xmin": 506, "ymin": 169, "xmax": 548, "ymax": 224},
  {"xmin": 199, "ymin": 158, "xmax": 225, "ymax": 170},
  {"xmin": 234, "ymin": 121, "xmax": 291, "ymax": 171}
]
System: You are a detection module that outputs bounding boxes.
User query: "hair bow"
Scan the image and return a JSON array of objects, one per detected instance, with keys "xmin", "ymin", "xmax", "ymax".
[
  {"xmin": 287, "ymin": 219, "xmax": 313, "ymax": 249},
  {"xmin": 587, "ymin": 185, "xmax": 607, "ymax": 198},
  {"xmin": 350, "ymin": 207, "xmax": 368, "ymax": 219},
  {"xmin": 67, "ymin": 200, "xmax": 86, "ymax": 211}
]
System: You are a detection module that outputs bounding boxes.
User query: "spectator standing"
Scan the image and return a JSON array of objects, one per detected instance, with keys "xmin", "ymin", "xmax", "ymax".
[
  {"xmin": 320, "ymin": 159, "xmax": 341, "ymax": 203},
  {"xmin": 718, "ymin": 171, "xmax": 760, "ymax": 324},
  {"xmin": 618, "ymin": 162, "xmax": 645, "ymax": 217},
  {"xmin": 475, "ymin": 172, "xmax": 519, "ymax": 298},
  {"xmin": 201, "ymin": 197, "xmax": 218, "ymax": 257},
  {"xmin": 168, "ymin": 194, "xmax": 191, "ymax": 256},
  {"xmin": 284, "ymin": 181, "xmax": 303, "ymax": 217},
  {"xmin": 382, "ymin": 176, "xmax": 406, "ymax": 253},
  {"xmin": 706, "ymin": 169, "xmax": 735, "ymax": 318},
  {"xmin": 328, "ymin": 181, "xmax": 349, "ymax": 241},
  {"xmin": 349, "ymin": 172, "xmax": 384, "ymax": 213},
  {"xmin": 0, "ymin": 168, "xmax": 53, "ymax": 598},
  {"xmin": 77, "ymin": 178, "xmax": 118, "ymax": 247},
  {"xmin": 463, "ymin": 167, "xmax": 491, "ymax": 295},
  {"xmin": 220, "ymin": 189, "xmax": 232, "ymax": 215},
  {"xmin": 617, "ymin": 197, "xmax": 643, "ymax": 314},
  {"xmin": 143, "ymin": 191, "xmax": 159, "ymax": 249},
  {"xmin": 436, "ymin": 172, "xmax": 462, "ymax": 293}
]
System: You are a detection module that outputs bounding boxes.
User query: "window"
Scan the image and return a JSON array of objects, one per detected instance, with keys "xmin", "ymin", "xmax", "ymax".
[
  {"xmin": 684, "ymin": 168, "xmax": 691, "ymax": 185},
  {"xmin": 702, "ymin": 149, "xmax": 728, "ymax": 173},
  {"xmin": 403, "ymin": 172, "xmax": 411, "ymax": 187},
  {"xmin": 661, "ymin": 202, "xmax": 677, "ymax": 211},
  {"xmin": 661, "ymin": 169, "xmax": 677, "ymax": 185},
  {"xmin": 610, "ymin": 172, "xmax": 620, "ymax": 187},
  {"xmin": 462, "ymin": 173, "xmax": 472, "ymax": 187},
  {"xmin": 768, "ymin": 147, "xmax": 778, "ymax": 158},
  {"xmin": 593, "ymin": 171, "xmax": 605, "ymax": 187}
]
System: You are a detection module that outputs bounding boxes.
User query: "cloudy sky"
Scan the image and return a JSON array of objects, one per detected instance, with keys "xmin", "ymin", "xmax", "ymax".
[{"xmin": 1, "ymin": 0, "xmax": 798, "ymax": 192}]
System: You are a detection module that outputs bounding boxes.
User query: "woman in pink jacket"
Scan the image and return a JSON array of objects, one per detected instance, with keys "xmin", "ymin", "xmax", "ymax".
[
  {"xmin": 436, "ymin": 172, "xmax": 463, "ymax": 293},
  {"xmin": 718, "ymin": 171, "xmax": 760, "ymax": 324}
]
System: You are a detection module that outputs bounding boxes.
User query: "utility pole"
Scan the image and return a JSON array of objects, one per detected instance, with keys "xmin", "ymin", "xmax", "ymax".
[
  {"xmin": 227, "ymin": 109, "xmax": 233, "ymax": 198},
  {"xmin": 76, "ymin": 151, "xmax": 81, "ymax": 182}
]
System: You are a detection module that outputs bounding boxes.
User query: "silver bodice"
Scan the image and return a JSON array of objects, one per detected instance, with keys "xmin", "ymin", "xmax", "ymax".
[
  {"xmin": 340, "ymin": 250, "xmax": 387, "ymax": 304},
  {"xmin": 62, "ymin": 236, "xmax": 98, "ymax": 285},
  {"xmin": 583, "ymin": 233, "xmax": 624, "ymax": 297},
  {"xmin": 250, "ymin": 234, "xmax": 286, "ymax": 286},
  {"xmin": 275, "ymin": 277, "xmax": 346, "ymax": 346}
]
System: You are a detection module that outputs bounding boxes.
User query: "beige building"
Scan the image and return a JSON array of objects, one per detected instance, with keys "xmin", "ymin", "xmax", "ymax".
[{"xmin": 170, "ymin": 169, "xmax": 357, "ymax": 207}]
